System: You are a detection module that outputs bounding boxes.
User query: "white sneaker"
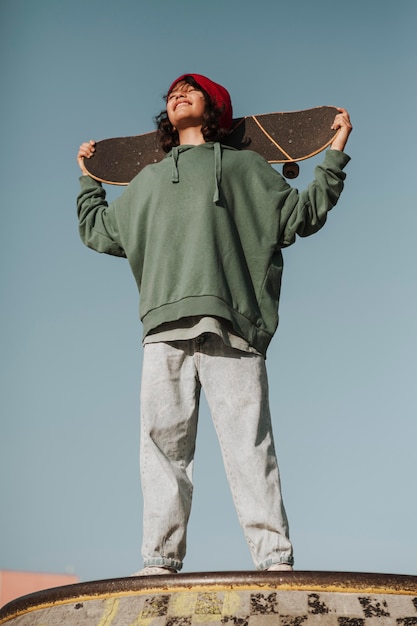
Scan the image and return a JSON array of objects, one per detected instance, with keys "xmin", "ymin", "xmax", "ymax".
[
  {"xmin": 267, "ymin": 563, "xmax": 293, "ymax": 572},
  {"xmin": 131, "ymin": 566, "xmax": 177, "ymax": 576}
]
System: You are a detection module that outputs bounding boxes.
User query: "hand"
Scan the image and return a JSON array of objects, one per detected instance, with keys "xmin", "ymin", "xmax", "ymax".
[
  {"xmin": 330, "ymin": 108, "xmax": 352, "ymax": 152},
  {"xmin": 77, "ymin": 140, "xmax": 96, "ymax": 175}
]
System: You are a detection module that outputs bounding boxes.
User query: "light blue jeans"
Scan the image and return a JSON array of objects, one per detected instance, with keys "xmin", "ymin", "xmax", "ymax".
[{"xmin": 140, "ymin": 334, "xmax": 293, "ymax": 571}]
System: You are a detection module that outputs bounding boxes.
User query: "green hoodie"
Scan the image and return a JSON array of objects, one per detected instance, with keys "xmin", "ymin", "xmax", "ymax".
[{"xmin": 77, "ymin": 143, "xmax": 350, "ymax": 356}]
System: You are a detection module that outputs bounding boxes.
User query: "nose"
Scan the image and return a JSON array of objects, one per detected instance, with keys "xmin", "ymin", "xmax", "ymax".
[{"xmin": 172, "ymin": 92, "xmax": 187, "ymax": 101}]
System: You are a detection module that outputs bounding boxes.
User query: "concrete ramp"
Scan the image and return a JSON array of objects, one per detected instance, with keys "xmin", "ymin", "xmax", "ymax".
[{"xmin": 1, "ymin": 571, "xmax": 416, "ymax": 625}]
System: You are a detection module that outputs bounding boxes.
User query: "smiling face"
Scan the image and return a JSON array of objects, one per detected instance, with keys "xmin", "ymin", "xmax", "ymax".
[{"xmin": 166, "ymin": 81, "xmax": 207, "ymax": 130}]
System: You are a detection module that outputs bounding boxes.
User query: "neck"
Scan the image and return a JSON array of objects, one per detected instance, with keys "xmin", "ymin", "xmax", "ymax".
[{"xmin": 177, "ymin": 126, "xmax": 205, "ymax": 145}]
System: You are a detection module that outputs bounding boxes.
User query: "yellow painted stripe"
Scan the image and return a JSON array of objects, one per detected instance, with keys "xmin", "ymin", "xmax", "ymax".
[{"xmin": 97, "ymin": 598, "xmax": 119, "ymax": 626}]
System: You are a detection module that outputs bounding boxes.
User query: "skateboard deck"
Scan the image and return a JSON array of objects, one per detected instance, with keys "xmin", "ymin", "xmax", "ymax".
[{"xmin": 83, "ymin": 106, "xmax": 339, "ymax": 185}]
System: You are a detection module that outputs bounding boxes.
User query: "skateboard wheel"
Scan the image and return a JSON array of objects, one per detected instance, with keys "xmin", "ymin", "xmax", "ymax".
[{"xmin": 283, "ymin": 162, "xmax": 299, "ymax": 179}]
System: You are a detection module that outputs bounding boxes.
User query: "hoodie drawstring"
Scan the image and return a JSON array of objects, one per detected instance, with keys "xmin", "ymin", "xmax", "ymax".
[
  {"xmin": 171, "ymin": 146, "xmax": 180, "ymax": 183},
  {"xmin": 170, "ymin": 143, "xmax": 222, "ymax": 204},
  {"xmin": 213, "ymin": 142, "xmax": 221, "ymax": 204}
]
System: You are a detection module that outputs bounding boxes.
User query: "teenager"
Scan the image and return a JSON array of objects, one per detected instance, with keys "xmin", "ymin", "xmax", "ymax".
[{"xmin": 77, "ymin": 73, "xmax": 352, "ymax": 575}]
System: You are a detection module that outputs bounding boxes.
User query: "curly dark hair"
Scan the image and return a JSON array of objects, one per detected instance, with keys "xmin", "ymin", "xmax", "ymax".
[{"xmin": 155, "ymin": 76, "xmax": 230, "ymax": 153}]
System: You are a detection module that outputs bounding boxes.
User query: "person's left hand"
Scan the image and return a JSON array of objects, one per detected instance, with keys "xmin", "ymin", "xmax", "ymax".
[{"xmin": 330, "ymin": 108, "xmax": 352, "ymax": 152}]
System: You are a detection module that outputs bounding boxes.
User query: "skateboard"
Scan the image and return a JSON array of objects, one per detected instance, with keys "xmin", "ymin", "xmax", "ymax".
[{"xmin": 82, "ymin": 106, "xmax": 339, "ymax": 185}]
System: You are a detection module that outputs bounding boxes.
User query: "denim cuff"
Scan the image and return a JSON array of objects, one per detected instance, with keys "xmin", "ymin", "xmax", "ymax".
[
  {"xmin": 258, "ymin": 556, "xmax": 294, "ymax": 570},
  {"xmin": 144, "ymin": 557, "xmax": 183, "ymax": 571}
]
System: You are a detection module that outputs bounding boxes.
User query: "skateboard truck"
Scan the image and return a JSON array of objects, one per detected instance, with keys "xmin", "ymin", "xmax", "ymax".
[{"xmin": 282, "ymin": 162, "xmax": 300, "ymax": 179}]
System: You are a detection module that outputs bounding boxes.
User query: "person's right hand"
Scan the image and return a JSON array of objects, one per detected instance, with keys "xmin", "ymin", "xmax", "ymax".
[{"xmin": 77, "ymin": 140, "xmax": 96, "ymax": 175}]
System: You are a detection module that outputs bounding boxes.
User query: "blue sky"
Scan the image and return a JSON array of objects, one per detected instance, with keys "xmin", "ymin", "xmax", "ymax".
[{"xmin": 1, "ymin": 0, "xmax": 416, "ymax": 582}]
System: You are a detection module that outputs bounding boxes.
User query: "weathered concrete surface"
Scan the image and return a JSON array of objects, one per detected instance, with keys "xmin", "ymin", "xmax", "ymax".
[{"xmin": 1, "ymin": 571, "xmax": 416, "ymax": 625}]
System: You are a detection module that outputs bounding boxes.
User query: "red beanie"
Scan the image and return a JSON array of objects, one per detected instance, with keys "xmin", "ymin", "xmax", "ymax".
[{"xmin": 168, "ymin": 73, "xmax": 233, "ymax": 130}]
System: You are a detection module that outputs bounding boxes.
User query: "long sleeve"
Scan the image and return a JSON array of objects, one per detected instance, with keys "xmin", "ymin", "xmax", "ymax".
[
  {"xmin": 278, "ymin": 149, "xmax": 350, "ymax": 247},
  {"xmin": 77, "ymin": 176, "xmax": 127, "ymax": 257}
]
